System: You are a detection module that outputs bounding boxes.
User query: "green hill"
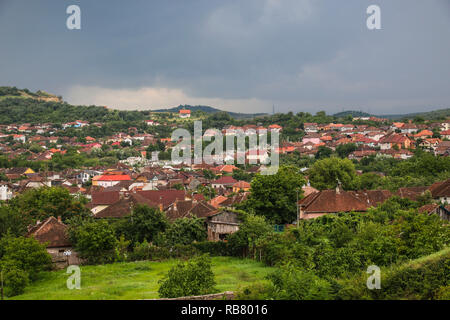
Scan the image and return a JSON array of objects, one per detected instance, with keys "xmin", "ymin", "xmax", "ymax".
[
  {"xmin": 0, "ymin": 86, "xmax": 62, "ymax": 103},
  {"xmin": 337, "ymin": 247, "xmax": 450, "ymax": 300}
]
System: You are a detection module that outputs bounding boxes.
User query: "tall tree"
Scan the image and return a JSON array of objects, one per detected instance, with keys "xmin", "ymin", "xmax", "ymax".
[
  {"xmin": 308, "ymin": 157, "xmax": 357, "ymax": 190},
  {"xmin": 240, "ymin": 166, "xmax": 305, "ymax": 224}
]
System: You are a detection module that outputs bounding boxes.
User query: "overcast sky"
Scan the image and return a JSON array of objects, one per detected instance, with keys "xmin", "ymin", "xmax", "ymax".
[{"xmin": 1, "ymin": 0, "xmax": 449, "ymax": 114}]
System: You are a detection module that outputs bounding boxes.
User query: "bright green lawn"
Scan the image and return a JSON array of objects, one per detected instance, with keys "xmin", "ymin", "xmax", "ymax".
[{"xmin": 11, "ymin": 257, "xmax": 274, "ymax": 300}]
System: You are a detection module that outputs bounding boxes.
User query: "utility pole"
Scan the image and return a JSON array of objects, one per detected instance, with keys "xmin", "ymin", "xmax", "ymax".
[
  {"xmin": 296, "ymin": 188, "xmax": 300, "ymax": 228},
  {"xmin": 1, "ymin": 269, "xmax": 4, "ymax": 300}
]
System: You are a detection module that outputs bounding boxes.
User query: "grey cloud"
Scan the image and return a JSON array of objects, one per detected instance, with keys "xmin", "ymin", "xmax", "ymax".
[{"xmin": 0, "ymin": 0, "xmax": 449, "ymax": 114}]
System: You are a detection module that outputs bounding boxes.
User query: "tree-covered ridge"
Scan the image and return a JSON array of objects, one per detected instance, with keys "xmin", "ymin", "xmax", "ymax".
[
  {"xmin": 334, "ymin": 108, "xmax": 450, "ymax": 121},
  {"xmin": 153, "ymin": 104, "xmax": 266, "ymax": 119},
  {"xmin": 0, "ymin": 97, "xmax": 148, "ymax": 124},
  {"xmin": 0, "ymin": 86, "xmax": 61, "ymax": 102}
]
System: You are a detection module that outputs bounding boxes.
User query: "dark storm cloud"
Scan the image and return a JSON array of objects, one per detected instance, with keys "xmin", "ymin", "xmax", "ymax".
[{"xmin": 0, "ymin": 0, "xmax": 449, "ymax": 114}]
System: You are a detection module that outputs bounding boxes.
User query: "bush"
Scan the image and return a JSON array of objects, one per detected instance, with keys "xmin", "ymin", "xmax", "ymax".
[
  {"xmin": 337, "ymin": 248, "xmax": 450, "ymax": 300},
  {"xmin": 68, "ymin": 220, "xmax": 118, "ymax": 264},
  {"xmin": 129, "ymin": 241, "xmax": 200, "ymax": 262},
  {"xmin": 0, "ymin": 236, "xmax": 52, "ymax": 279},
  {"xmin": 158, "ymin": 254, "xmax": 216, "ymax": 298},
  {"xmin": 228, "ymin": 214, "xmax": 273, "ymax": 258},
  {"xmin": 155, "ymin": 216, "xmax": 207, "ymax": 247},
  {"xmin": 267, "ymin": 264, "xmax": 334, "ymax": 300},
  {"xmin": 119, "ymin": 204, "xmax": 169, "ymax": 244},
  {"xmin": 192, "ymin": 241, "xmax": 231, "ymax": 256},
  {"xmin": 1, "ymin": 262, "xmax": 29, "ymax": 297},
  {"xmin": 435, "ymin": 286, "xmax": 450, "ymax": 300},
  {"xmin": 235, "ymin": 282, "xmax": 274, "ymax": 300}
]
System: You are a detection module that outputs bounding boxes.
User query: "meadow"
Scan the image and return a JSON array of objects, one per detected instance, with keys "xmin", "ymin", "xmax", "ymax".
[{"xmin": 11, "ymin": 257, "xmax": 274, "ymax": 300}]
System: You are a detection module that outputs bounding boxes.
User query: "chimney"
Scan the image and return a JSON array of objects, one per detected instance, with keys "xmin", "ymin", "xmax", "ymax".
[
  {"xmin": 159, "ymin": 203, "xmax": 163, "ymax": 211},
  {"xmin": 57, "ymin": 216, "xmax": 62, "ymax": 223},
  {"xmin": 173, "ymin": 200, "xmax": 177, "ymax": 211}
]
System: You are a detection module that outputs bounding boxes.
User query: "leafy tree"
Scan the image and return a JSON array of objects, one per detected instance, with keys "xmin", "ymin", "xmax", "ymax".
[
  {"xmin": 119, "ymin": 204, "xmax": 169, "ymax": 244},
  {"xmin": 308, "ymin": 157, "xmax": 357, "ymax": 190},
  {"xmin": 68, "ymin": 220, "xmax": 118, "ymax": 264},
  {"xmin": 158, "ymin": 254, "xmax": 216, "ymax": 298},
  {"xmin": 228, "ymin": 213, "xmax": 273, "ymax": 258},
  {"xmin": 241, "ymin": 166, "xmax": 305, "ymax": 224},
  {"xmin": 156, "ymin": 216, "xmax": 207, "ymax": 247},
  {"xmin": 232, "ymin": 169, "xmax": 253, "ymax": 182},
  {"xmin": 0, "ymin": 235, "xmax": 52, "ymax": 281},
  {"xmin": 9, "ymin": 187, "xmax": 90, "ymax": 223},
  {"xmin": 0, "ymin": 206, "xmax": 30, "ymax": 239},
  {"xmin": 202, "ymin": 169, "xmax": 217, "ymax": 180},
  {"xmin": 196, "ymin": 184, "xmax": 216, "ymax": 200},
  {"xmin": 336, "ymin": 143, "xmax": 357, "ymax": 159},
  {"xmin": 315, "ymin": 146, "xmax": 333, "ymax": 159}
]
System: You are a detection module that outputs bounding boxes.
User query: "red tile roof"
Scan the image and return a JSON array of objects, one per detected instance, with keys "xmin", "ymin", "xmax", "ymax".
[
  {"xmin": 91, "ymin": 191, "xmax": 120, "ymax": 205},
  {"xmin": 298, "ymin": 189, "xmax": 377, "ymax": 214},
  {"xmin": 213, "ymin": 176, "xmax": 238, "ymax": 185},
  {"xmin": 137, "ymin": 190, "xmax": 186, "ymax": 208},
  {"xmin": 96, "ymin": 175, "xmax": 131, "ymax": 181},
  {"xmin": 27, "ymin": 217, "xmax": 71, "ymax": 248}
]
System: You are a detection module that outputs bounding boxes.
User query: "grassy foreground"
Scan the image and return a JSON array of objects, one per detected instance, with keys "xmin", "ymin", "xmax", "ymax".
[{"xmin": 11, "ymin": 257, "xmax": 274, "ymax": 300}]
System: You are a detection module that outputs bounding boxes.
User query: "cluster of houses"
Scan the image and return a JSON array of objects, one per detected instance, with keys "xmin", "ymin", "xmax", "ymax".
[
  {"xmin": 278, "ymin": 120, "xmax": 450, "ymax": 159},
  {"xmin": 1, "ymin": 114, "xmax": 449, "ymax": 268},
  {"xmin": 298, "ymin": 180, "xmax": 450, "ymax": 222}
]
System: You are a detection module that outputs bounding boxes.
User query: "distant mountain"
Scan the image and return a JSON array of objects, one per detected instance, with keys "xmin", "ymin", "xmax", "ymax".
[
  {"xmin": 333, "ymin": 111, "xmax": 373, "ymax": 118},
  {"xmin": 153, "ymin": 105, "xmax": 267, "ymax": 119},
  {"xmin": 334, "ymin": 108, "xmax": 450, "ymax": 121}
]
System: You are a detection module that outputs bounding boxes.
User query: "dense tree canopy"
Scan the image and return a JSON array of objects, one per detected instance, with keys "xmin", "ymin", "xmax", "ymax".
[
  {"xmin": 240, "ymin": 166, "xmax": 305, "ymax": 224},
  {"xmin": 7, "ymin": 187, "xmax": 90, "ymax": 224},
  {"xmin": 308, "ymin": 157, "xmax": 357, "ymax": 190}
]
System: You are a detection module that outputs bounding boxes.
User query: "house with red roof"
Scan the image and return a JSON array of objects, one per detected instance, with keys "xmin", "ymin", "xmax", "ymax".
[
  {"xmin": 93, "ymin": 174, "xmax": 132, "ymax": 188},
  {"xmin": 441, "ymin": 130, "xmax": 450, "ymax": 140},
  {"xmin": 179, "ymin": 109, "xmax": 191, "ymax": 118},
  {"xmin": 13, "ymin": 134, "xmax": 26, "ymax": 143},
  {"xmin": 298, "ymin": 186, "xmax": 392, "ymax": 220},
  {"xmin": 379, "ymin": 133, "xmax": 412, "ymax": 150},
  {"xmin": 268, "ymin": 124, "xmax": 282, "ymax": 132},
  {"xmin": 214, "ymin": 164, "xmax": 239, "ymax": 174},
  {"xmin": 211, "ymin": 176, "xmax": 237, "ymax": 189},
  {"xmin": 232, "ymin": 181, "xmax": 251, "ymax": 193},
  {"xmin": 414, "ymin": 130, "xmax": 433, "ymax": 139}
]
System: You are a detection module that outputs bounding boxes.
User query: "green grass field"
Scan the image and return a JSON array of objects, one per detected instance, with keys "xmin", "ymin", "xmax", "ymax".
[{"xmin": 11, "ymin": 257, "xmax": 274, "ymax": 300}]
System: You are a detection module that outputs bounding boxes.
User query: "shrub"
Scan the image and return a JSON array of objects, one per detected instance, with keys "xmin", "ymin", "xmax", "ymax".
[
  {"xmin": 337, "ymin": 248, "xmax": 450, "ymax": 300},
  {"xmin": 267, "ymin": 264, "xmax": 334, "ymax": 300},
  {"xmin": 155, "ymin": 216, "xmax": 207, "ymax": 247},
  {"xmin": 235, "ymin": 282, "xmax": 274, "ymax": 300},
  {"xmin": 129, "ymin": 241, "xmax": 200, "ymax": 262},
  {"xmin": 119, "ymin": 204, "xmax": 169, "ymax": 244},
  {"xmin": 68, "ymin": 220, "xmax": 118, "ymax": 264},
  {"xmin": 192, "ymin": 241, "xmax": 231, "ymax": 256},
  {"xmin": 228, "ymin": 214, "xmax": 273, "ymax": 258},
  {"xmin": 0, "ymin": 236, "xmax": 51, "ymax": 280},
  {"xmin": 1, "ymin": 262, "xmax": 29, "ymax": 297},
  {"xmin": 158, "ymin": 254, "xmax": 216, "ymax": 298}
]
